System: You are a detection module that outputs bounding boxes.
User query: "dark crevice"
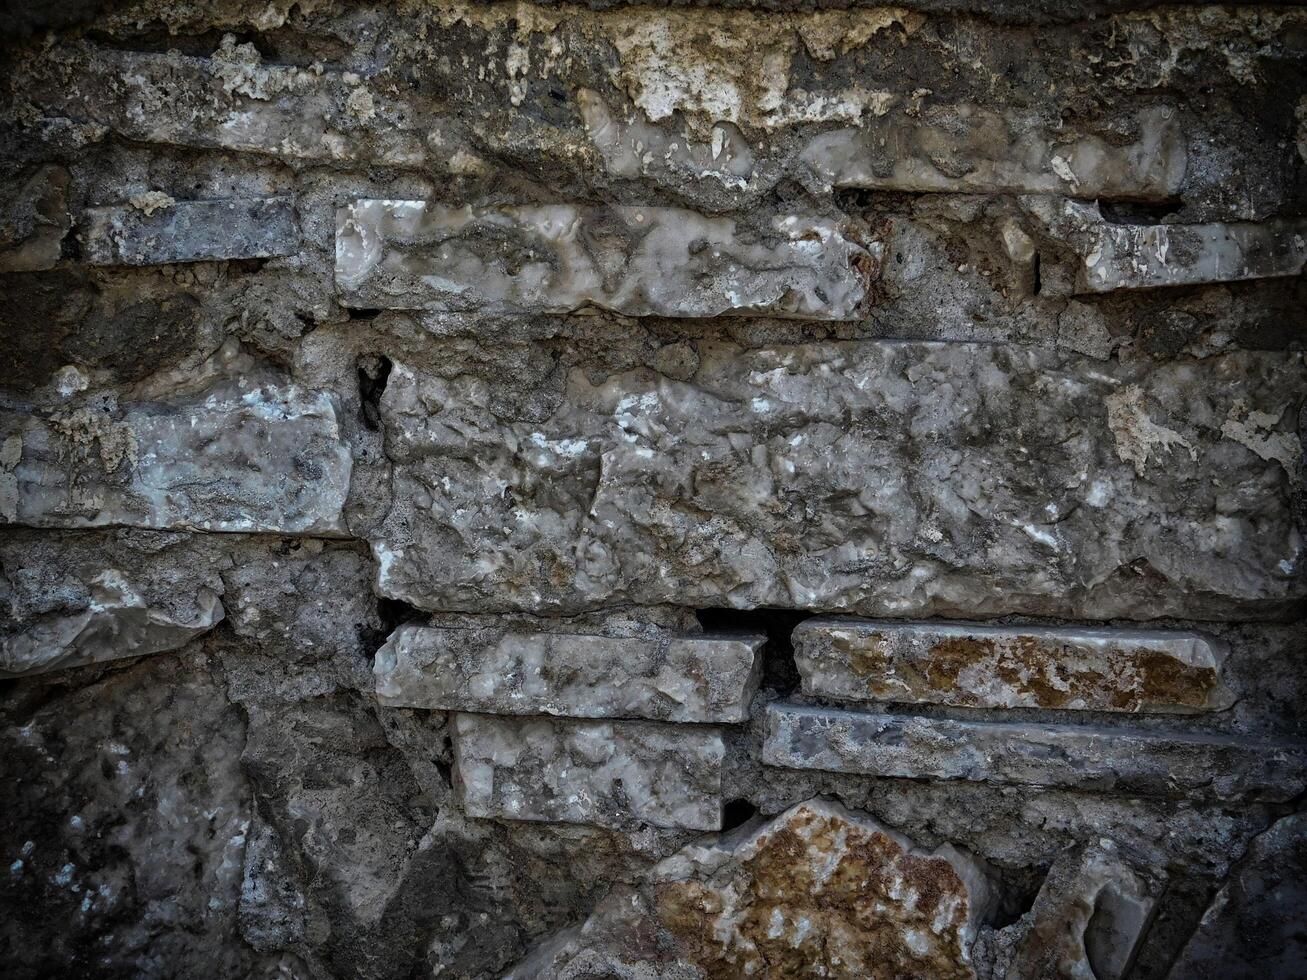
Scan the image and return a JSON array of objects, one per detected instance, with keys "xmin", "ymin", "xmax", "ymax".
[
  {"xmin": 361, "ymin": 597, "xmax": 427, "ymax": 661},
  {"xmin": 722, "ymin": 798, "xmax": 758, "ymax": 831},
  {"xmin": 1031, "ymin": 252, "xmax": 1041, "ymax": 295},
  {"xmin": 1097, "ymin": 198, "xmax": 1185, "ymax": 224},
  {"xmin": 357, "ymin": 354, "xmax": 392, "ymax": 431},
  {"xmin": 695, "ymin": 607, "xmax": 812, "ymax": 696},
  {"xmin": 347, "ymin": 308, "xmax": 385, "ymax": 321}
]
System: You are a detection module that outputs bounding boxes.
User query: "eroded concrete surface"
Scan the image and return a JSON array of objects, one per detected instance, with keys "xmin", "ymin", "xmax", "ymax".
[{"xmin": 1, "ymin": 1, "xmax": 1305, "ymax": 978}]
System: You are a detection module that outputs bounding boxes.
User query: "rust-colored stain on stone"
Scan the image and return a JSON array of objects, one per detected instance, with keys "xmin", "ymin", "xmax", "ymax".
[
  {"xmin": 809, "ymin": 622, "xmax": 1226, "ymax": 713},
  {"xmin": 653, "ymin": 801, "xmax": 985, "ymax": 978}
]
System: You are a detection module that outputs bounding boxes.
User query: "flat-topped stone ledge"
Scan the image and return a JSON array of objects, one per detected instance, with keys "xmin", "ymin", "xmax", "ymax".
[
  {"xmin": 762, "ymin": 704, "xmax": 1307, "ymax": 801},
  {"xmin": 792, "ymin": 619, "xmax": 1230, "ymax": 713},
  {"xmin": 802, "ymin": 104, "xmax": 1185, "ymax": 201},
  {"xmin": 1, "ymin": 380, "xmax": 352, "ymax": 534},
  {"xmin": 335, "ymin": 201, "xmax": 875, "ymax": 319},
  {"xmin": 453, "ymin": 713, "xmax": 724, "ymax": 831},
  {"xmin": 1026, "ymin": 198, "xmax": 1307, "ymax": 292},
  {"xmin": 81, "ymin": 197, "xmax": 298, "ymax": 266},
  {"xmin": 376, "ymin": 625, "xmax": 763, "ymax": 723}
]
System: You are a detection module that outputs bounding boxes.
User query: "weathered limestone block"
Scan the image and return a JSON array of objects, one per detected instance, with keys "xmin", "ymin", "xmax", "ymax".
[
  {"xmin": 762, "ymin": 704, "xmax": 1307, "ymax": 801},
  {"xmin": 373, "ymin": 345, "xmax": 1306, "ymax": 621},
  {"xmin": 802, "ymin": 105, "xmax": 1185, "ymax": 200},
  {"xmin": 2, "ymin": 380, "xmax": 351, "ymax": 533},
  {"xmin": 452, "ymin": 713, "xmax": 724, "ymax": 831},
  {"xmin": 792, "ymin": 619, "xmax": 1231, "ymax": 713},
  {"xmin": 80, "ymin": 197, "xmax": 298, "ymax": 266},
  {"xmin": 1027, "ymin": 198, "xmax": 1307, "ymax": 292},
  {"xmin": 335, "ymin": 201, "xmax": 874, "ymax": 319},
  {"xmin": 1167, "ymin": 813, "xmax": 1307, "ymax": 979},
  {"xmin": 376, "ymin": 624, "xmax": 764, "ymax": 723},
  {"xmin": 509, "ymin": 798, "xmax": 994, "ymax": 979},
  {"xmin": 18, "ymin": 41, "xmax": 425, "ymax": 164},
  {"xmin": 994, "ymin": 841, "xmax": 1157, "ymax": 980},
  {"xmin": 0, "ymin": 165, "xmax": 70, "ymax": 272},
  {"xmin": 0, "ymin": 568, "xmax": 223, "ymax": 677}
]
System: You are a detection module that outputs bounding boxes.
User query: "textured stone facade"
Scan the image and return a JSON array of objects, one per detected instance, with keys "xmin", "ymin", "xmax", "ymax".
[{"xmin": 2, "ymin": 1, "xmax": 1305, "ymax": 978}]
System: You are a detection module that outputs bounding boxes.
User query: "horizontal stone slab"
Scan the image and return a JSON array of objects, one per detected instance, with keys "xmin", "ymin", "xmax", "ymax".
[
  {"xmin": 1028, "ymin": 198, "xmax": 1307, "ymax": 292},
  {"xmin": 19, "ymin": 41, "xmax": 425, "ymax": 165},
  {"xmin": 452, "ymin": 713, "xmax": 724, "ymax": 831},
  {"xmin": 801, "ymin": 104, "xmax": 1185, "ymax": 200},
  {"xmin": 80, "ymin": 197, "xmax": 298, "ymax": 266},
  {"xmin": 792, "ymin": 619, "xmax": 1231, "ymax": 713},
  {"xmin": 0, "ymin": 568, "xmax": 222, "ymax": 677},
  {"xmin": 762, "ymin": 704, "xmax": 1307, "ymax": 801},
  {"xmin": 335, "ymin": 201, "xmax": 873, "ymax": 319},
  {"xmin": 2, "ymin": 380, "xmax": 351, "ymax": 534},
  {"xmin": 376, "ymin": 625, "xmax": 763, "ymax": 722},
  {"xmin": 372, "ymin": 344, "xmax": 1306, "ymax": 621}
]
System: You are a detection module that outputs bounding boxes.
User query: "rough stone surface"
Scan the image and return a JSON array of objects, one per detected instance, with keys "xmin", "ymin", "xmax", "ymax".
[
  {"xmin": 375, "ymin": 345, "xmax": 1305, "ymax": 620},
  {"xmin": 336, "ymin": 201, "xmax": 875, "ymax": 319},
  {"xmin": 511, "ymin": 798, "xmax": 995, "ymax": 980},
  {"xmin": 376, "ymin": 624, "xmax": 764, "ymax": 723},
  {"xmin": 2, "ymin": 2, "xmax": 1306, "ymax": 977},
  {"xmin": 763, "ymin": 704, "xmax": 1307, "ymax": 801},
  {"xmin": 1028, "ymin": 198, "xmax": 1307, "ymax": 293},
  {"xmin": 2, "ymin": 374, "xmax": 351, "ymax": 534},
  {"xmin": 1167, "ymin": 813, "xmax": 1307, "ymax": 979},
  {"xmin": 802, "ymin": 104, "xmax": 1186, "ymax": 200},
  {"xmin": 453, "ymin": 713, "xmax": 725, "ymax": 832},
  {"xmin": 792, "ymin": 619, "xmax": 1231, "ymax": 713},
  {"xmin": 980, "ymin": 840, "xmax": 1158, "ymax": 980},
  {"xmin": 80, "ymin": 197, "xmax": 298, "ymax": 266}
]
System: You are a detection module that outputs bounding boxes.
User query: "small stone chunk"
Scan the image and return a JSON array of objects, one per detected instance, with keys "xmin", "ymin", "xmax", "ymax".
[
  {"xmin": 994, "ymin": 840, "xmax": 1157, "ymax": 980},
  {"xmin": 2, "ymin": 380, "xmax": 352, "ymax": 534},
  {"xmin": 376, "ymin": 624, "xmax": 764, "ymax": 723},
  {"xmin": 0, "ymin": 569, "xmax": 223, "ymax": 677},
  {"xmin": 508, "ymin": 797, "xmax": 994, "ymax": 979},
  {"xmin": 452, "ymin": 713, "xmax": 724, "ymax": 831},
  {"xmin": 792, "ymin": 619, "xmax": 1231, "ymax": 713},
  {"xmin": 762, "ymin": 704, "xmax": 1307, "ymax": 801},
  {"xmin": 80, "ymin": 197, "xmax": 298, "ymax": 266},
  {"xmin": 0, "ymin": 165, "xmax": 70, "ymax": 272},
  {"xmin": 335, "ymin": 200, "xmax": 874, "ymax": 319}
]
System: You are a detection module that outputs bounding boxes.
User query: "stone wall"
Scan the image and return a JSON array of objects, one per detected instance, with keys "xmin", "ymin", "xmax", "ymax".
[{"xmin": 1, "ymin": 1, "xmax": 1305, "ymax": 977}]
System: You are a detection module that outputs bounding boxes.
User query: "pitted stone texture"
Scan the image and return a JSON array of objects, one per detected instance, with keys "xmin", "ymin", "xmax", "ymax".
[
  {"xmin": 80, "ymin": 197, "xmax": 298, "ymax": 266},
  {"xmin": 0, "ymin": 165, "xmax": 70, "ymax": 272},
  {"xmin": 376, "ymin": 624, "xmax": 763, "ymax": 723},
  {"xmin": 1, "ymin": 379, "xmax": 351, "ymax": 534},
  {"xmin": 762, "ymin": 704, "xmax": 1307, "ymax": 801},
  {"xmin": 373, "ymin": 344, "xmax": 1305, "ymax": 621},
  {"xmin": 509, "ymin": 798, "xmax": 994, "ymax": 980},
  {"xmin": 336, "ymin": 201, "xmax": 874, "ymax": 319},
  {"xmin": 452, "ymin": 713, "xmax": 724, "ymax": 831},
  {"xmin": 793, "ymin": 619, "xmax": 1230, "ymax": 713},
  {"xmin": 1167, "ymin": 813, "xmax": 1307, "ymax": 979},
  {"xmin": 1027, "ymin": 198, "xmax": 1307, "ymax": 292},
  {"xmin": 801, "ymin": 104, "xmax": 1185, "ymax": 200},
  {"xmin": 17, "ymin": 41, "xmax": 426, "ymax": 165},
  {"xmin": 993, "ymin": 841, "xmax": 1157, "ymax": 980}
]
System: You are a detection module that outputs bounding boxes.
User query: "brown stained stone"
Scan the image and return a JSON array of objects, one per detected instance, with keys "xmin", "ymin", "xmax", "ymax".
[
  {"xmin": 509, "ymin": 798, "xmax": 993, "ymax": 979},
  {"xmin": 795, "ymin": 620, "xmax": 1230, "ymax": 713},
  {"xmin": 653, "ymin": 799, "xmax": 991, "ymax": 979}
]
